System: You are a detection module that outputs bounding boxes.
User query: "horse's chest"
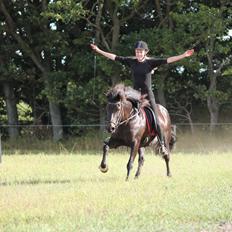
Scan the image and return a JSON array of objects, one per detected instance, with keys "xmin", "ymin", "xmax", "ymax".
[
  {"xmin": 116, "ymin": 125, "xmax": 142, "ymax": 145},
  {"xmin": 118, "ymin": 126, "xmax": 133, "ymax": 138}
]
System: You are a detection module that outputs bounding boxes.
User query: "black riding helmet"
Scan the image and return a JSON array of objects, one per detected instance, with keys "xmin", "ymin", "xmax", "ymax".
[{"xmin": 134, "ymin": 41, "xmax": 149, "ymax": 51}]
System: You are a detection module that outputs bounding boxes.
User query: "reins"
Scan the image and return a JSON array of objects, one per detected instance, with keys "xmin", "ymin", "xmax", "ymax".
[{"xmin": 118, "ymin": 107, "xmax": 139, "ymax": 126}]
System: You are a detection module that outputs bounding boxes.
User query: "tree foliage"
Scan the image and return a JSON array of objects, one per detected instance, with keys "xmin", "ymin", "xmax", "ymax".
[{"xmin": 0, "ymin": 0, "xmax": 232, "ymax": 139}]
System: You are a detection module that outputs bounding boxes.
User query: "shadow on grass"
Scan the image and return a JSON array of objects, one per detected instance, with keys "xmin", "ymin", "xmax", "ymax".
[
  {"xmin": 0, "ymin": 179, "xmax": 71, "ymax": 186},
  {"xmin": 0, "ymin": 176, "xmax": 118, "ymax": 186}
]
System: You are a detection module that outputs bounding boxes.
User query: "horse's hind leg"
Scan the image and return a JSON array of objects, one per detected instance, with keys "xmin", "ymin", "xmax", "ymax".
[
  {"xmin": 163, "ymin": 154, "xmax": 171, "ymax": 177},
  {"xmin": 135, "ymin": 147, "xmax": 145, "ymax": 179}
]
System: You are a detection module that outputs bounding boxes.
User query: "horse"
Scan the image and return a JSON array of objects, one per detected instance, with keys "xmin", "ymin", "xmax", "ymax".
[{"xmin": 99, "ymin": 83, "xmax": 175, "ymax": 180}]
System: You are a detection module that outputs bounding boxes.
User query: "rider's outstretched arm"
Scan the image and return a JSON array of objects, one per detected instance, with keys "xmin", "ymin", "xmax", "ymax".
[
  {"xmin": 90, "ymin": 44, "xmax": 116, "ymax": 60},
  {"xmin": 167, "ymin": 49, "xmax": 194, "ymax": 64}
]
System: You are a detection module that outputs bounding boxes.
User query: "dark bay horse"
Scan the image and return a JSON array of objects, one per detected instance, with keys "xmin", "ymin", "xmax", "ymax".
[{"xmin": 99, "ymin": 84, "xmax": 175, "ymax": 180}]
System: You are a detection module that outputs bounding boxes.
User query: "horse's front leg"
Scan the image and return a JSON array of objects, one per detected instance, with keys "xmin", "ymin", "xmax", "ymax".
[
  {"xmin": 135, "ymin": 147, "xmax": 145, "ymax": 179},
  {"xmin": 99, "ymin": 140, "xmax": 110, "ymax": 173},
  {"xmin": 126, "ymin": 140, "xmax": 139, "ymax": 181}
]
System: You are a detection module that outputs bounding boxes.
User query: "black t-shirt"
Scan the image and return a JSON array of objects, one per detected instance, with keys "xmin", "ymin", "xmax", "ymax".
[{"xmin": 115, "ymin": 56, "xmax": 167, "ymax": 94}]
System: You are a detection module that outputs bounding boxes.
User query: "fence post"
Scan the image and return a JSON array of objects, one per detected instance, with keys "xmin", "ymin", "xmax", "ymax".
[{"xmin": 0, "ymin": 133, "xmax": 2, "ymax": 163}]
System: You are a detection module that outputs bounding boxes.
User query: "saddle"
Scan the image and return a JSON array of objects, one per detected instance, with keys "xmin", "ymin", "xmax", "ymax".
[{"xmin": 141, "ymin": 106, "xmax": 158, "ymax": 147}]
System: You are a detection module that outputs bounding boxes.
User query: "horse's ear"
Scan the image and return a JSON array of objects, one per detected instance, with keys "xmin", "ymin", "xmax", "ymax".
[
  {"xmin": 121, "ymin": 94, "xmax": 126, "ymax": 101},
  {"xmin": 106, "ymin": 91, "xmax": 114, "ymax": 101},
  {"xmin": 115, "ymin": 93, "xmax": 121, "ymax": 101},
  {"xmin": 118, "ymin": 88, "xmax": 127, "ymax": 101}
]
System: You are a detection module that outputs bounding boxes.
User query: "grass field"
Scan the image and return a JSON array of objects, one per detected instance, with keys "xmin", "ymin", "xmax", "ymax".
[{"xmin": 0, "ymin": 152, "xmax": 232, "ymax": 232}]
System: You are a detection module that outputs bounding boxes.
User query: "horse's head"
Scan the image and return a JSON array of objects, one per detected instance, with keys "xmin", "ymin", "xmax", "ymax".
[
  {"xmin": 105, "ymin": 83, "xmax": 149, "ymax": 133},
  {"xmin": 106, "ymin": 84, "xmax": 127, "ymax": 133},
  {"xmin": 106, "ymin": 100, "xmax": 122, "ymax": 133}
]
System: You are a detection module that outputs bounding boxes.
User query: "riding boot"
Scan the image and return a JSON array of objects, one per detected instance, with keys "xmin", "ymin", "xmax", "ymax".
[
  {"xmin": 147, "ymin": 89, "xmax": 168, "ymax": 156},
  {"xmin": 155, "ymin": 122, "xmax": 169, "ymax": 156}
]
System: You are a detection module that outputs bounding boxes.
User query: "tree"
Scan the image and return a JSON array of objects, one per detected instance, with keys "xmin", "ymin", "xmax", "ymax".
[
  {"xmin": 0, "ymin": 20, "xmax": 20, "ymax": 139},
  {"xmin": 0, "ymin": 0, "xmax": 86, "ymax": 140},
  {"xmin": 170, "ymin": 2, "xmax": 232, "ymax": 131},
  {"xmin": 1, "ymin": 0, "xmax": 232, "ymax": 140}
]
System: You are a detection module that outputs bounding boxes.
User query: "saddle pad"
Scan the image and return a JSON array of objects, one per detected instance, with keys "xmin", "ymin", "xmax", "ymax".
[{"xmin": 143, "ymin": 107, "xmax": 157, "ymax": 136}]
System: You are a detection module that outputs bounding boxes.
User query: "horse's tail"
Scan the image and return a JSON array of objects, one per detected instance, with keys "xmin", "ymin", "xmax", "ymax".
[{"xmin": 169, "ymin": 126, "xmax": 177, "ymax": 151}]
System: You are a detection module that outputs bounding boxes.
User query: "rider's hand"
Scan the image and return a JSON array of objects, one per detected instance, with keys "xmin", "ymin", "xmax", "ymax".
[
  {"xmin": 90, "ymin": 43, "xmax": 99, "ymax": 52},
  {"xmin": 184, "ymin": 49, "xmax": 194, "ymax": 57}
]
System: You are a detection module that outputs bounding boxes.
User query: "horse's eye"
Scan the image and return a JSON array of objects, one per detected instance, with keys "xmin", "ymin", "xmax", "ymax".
[{"xmin": 116, "ymin": 102, "xmax": 121, "ymax": 109}]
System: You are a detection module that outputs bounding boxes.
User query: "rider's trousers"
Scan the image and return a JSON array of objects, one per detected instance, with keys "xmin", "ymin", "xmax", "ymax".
[{"xmin": 147, "ymin": 88, "xmax": 165, "ymax": 145}]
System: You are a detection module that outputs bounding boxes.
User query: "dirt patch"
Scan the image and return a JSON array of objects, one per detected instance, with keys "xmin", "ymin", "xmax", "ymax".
[
  {"xmin": 217, "ymin": 222, "xmax": 232, "ymax": 232},
  {"xmin": 201, "ymin": 222, "xmax": 232, "ymax": 232}
]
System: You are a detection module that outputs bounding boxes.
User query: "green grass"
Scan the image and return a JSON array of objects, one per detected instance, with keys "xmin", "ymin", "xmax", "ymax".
[{"xmin": 0, "ymin": 152, "xmax": 232, "ymax": 232}]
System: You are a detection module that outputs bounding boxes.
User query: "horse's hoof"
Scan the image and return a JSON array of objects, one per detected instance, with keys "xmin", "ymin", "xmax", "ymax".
[
  {"xmin": 99, "ymin": 165, "xmax": 108, "ymax": 173},
  {"xmin": 134, "ymin": 174, "xmax": 139, "ymax": 179}
]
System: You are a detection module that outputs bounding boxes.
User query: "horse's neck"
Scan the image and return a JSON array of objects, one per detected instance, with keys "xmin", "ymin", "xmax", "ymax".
[{"xmin": 123, "ymin": 100, "xmax": 134, "ymax": 119}]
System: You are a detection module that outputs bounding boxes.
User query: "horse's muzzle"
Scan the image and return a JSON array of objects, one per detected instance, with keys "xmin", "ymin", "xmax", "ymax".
[
  {"xmin": 106, "ymin": 121, "xmax": 117, "ymax": 134},
  {"xmin": 107, "ymin": 123, "xmax": 116, "ymax": 133}
]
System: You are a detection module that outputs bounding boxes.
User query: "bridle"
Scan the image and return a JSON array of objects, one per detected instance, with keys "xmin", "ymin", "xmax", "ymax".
[{"xmin": 107, "ymin": 100, "xmax": 139, "ymax": 131}]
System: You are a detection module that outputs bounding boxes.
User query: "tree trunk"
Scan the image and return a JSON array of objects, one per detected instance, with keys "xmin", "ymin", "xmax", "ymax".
[
  {"xmin": 207, "ymin": 70, "xmax": 219, "ymax": 132},
  {"xmin": 49, "ymin": 101, "xmax": 63, "ymax": 141},
  {"xmin": 157, "ymin": 88, "xmax": 166, "ymax": 107},
  {"xmin": 157, "ymin": 76, "xmax": 166, "ymax": 107},
  {"xmin": 2, "ymin": 82, "xmax": 19, "ymax": 139},
  {"xmin": 186, "ymin": 111, "xmax": 194, "ymax": 134},
  {"xmin": 157, "ymin": 71, "xmax": 167, "ymax": 107},
  {"xmin": 207, "ymin": 95, "xmax": 219, "ymax": 132},
  {"xmin": 206, "ymin": 38, "xmax": 219, "ymax": 133},
  {"xmin": 104, "ymin": 0, "xmax": 121, "ymax": 85},
  {"xmin": 154, "ymin": 0, "xmax": 164, "ymax": 23}
]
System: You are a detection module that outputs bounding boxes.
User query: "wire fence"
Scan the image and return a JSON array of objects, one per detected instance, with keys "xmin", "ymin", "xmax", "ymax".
[
  {"xmin": 1, "ymin": 123, "xmax": 232, "ymax": 155},
  {"xmin": 1, "ymin": 123, "xmax": 232, "ymax": 136}
]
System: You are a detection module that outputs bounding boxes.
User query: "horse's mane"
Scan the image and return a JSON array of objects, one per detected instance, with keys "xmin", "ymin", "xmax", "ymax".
[{"xmin": 106, "ymin": 83, "xmax": 149, "ymax": 108}]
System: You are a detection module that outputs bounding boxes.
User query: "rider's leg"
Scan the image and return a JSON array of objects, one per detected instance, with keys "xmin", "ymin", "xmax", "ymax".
[{"xmin": 147, "ymin": 89, "xmax": 168, "ymax": 155}]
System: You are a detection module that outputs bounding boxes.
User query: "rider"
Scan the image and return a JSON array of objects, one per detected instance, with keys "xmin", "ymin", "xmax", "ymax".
[{"xmin": 90, "ymin": 41, "xmax": 194, "ymax": 155}]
